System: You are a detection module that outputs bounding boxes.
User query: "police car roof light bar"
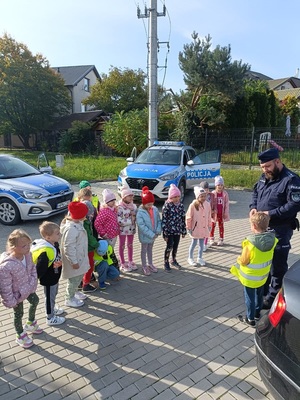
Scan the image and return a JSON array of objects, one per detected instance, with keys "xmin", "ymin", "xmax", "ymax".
[{"xmin": 153, "ymin": 141, "xmax": 185, "ymax": 147}]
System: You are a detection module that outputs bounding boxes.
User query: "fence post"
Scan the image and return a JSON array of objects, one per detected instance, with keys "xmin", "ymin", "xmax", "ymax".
[{"xmin": 249, "ymin": 126, "xmax": 255, "ymax": 169}]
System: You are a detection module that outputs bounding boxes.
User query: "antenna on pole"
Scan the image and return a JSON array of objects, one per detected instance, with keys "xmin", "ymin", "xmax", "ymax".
[{"xmin": 137, "ymin": 0, "xmax": 167, "ymax": 146}]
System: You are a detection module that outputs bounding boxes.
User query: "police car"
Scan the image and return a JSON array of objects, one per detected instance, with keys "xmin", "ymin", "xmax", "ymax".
[
  {"xmin": 0, "ymin": 154, "xmax": 74, "ymax": 225},
  {"xmin": 118, "ymin": 141, "xmax": 221, "ymax": 201}
]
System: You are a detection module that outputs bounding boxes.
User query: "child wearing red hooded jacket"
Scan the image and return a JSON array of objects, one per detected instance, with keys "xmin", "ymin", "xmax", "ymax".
[{"xmin": 0, "ymin": 229, "xmax": 43, "ymax": 349}]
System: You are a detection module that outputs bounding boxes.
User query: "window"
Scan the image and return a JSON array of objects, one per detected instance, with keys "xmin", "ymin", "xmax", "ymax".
[
  {"xmin": 83, "ymin": 78, "xmax": 90, "ymax": 92},
  {"xmin": 81, "ymin": 103, "xmax": 86, "ymax": 112}
]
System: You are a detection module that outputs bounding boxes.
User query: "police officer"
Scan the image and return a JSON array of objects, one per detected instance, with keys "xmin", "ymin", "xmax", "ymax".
[{"xmin": 249, "ymin": 147, "xmax": 300, "ymax": 309}]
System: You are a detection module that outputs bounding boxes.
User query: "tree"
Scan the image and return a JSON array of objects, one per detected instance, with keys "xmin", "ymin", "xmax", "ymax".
[
  {"xmin": 279, "ymin": 95, "xmax": 300, "ymax": 127},
  {"xmin": 172, "ymin": 33, "xmax": 250, "ymax": 143},
  {"xmin": 0, "ymin": 34, "xmax": 71, "ymax": 148},
  {"xmin": 59, "ymin": 121, "xmax": 95, "ymax": 154},
  {"xmin": 83, "ymin": 67, "xmax": 148, "ymax": 113}
]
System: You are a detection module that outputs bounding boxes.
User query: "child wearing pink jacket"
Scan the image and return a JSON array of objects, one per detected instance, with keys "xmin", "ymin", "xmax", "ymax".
[{"xmin": 186, "ymin": 187, "xmax": 212, "ymax": 267}]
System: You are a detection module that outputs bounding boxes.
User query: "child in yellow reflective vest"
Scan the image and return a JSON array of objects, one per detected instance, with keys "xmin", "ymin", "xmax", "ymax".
[
  {"xmin": 231, "ymin": 212, "xmax": 277, "ymax": 327},
  {"xmin": 94, "ymin": 240, "xmax": 120, "ymax": 290}
]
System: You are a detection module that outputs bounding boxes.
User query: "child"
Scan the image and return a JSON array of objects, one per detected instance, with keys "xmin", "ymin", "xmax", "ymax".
[
  {"xmin": 0, "ymin": 229, "xmax": 43, "ymax": 348},
  {"xmin": 186, "ymin": 187, "xmax": 212, "ymax": 266},
  {"xmin": 78, "ymin": 180, "xmax": 100, "ymax": 212},
  {"xmin": 230, "ymin": 212, "xmax": 277, "ymax": 327},
  {"xmin": 199, "ymin": 181, "xmax": 215, "ymax": 251},
  {"xmin": 78, "ymin": 187, "xmax": 98, "ymax": 237},
  {"xmin": 136, "ymin": 186, "xmax": 161, "ymax": 276},
  {"xmin": 60, "ymin": 201, "xmax": 89, "ymax": 308},
  {"xmin": 31, "ymin": 222, "xmax": 65, "ymax": 326},
  {"xmin": 117, "ymin": 187, "xmax": 138, "ymax": 273},
  {"xmin": 94, "ymin": 240, "xmax": 121, "ymax": 290},
  {"xmin": 94, "ymin": 188, "xmax": 120, "ymax": 248},
  {"xmin": 209, "ymin": 175, "xmax": 230, "ymax": 246},
  {"xmin": 162, "ymin": 184, "xmax": 186, "ymax": 272}
]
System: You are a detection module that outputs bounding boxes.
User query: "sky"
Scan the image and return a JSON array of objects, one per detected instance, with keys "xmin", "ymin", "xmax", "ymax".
[{"xmin": 1, "ymin": 0, "xmax": 300, "ymax": 93}]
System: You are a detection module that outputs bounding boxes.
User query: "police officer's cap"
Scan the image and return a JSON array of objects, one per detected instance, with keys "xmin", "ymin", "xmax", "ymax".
[{"xmin": 258, "ymin": 148, "xmax": 280, "ymax": 163}]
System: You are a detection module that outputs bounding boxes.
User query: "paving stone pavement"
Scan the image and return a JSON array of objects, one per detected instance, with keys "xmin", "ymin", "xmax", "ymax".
[{"xmin": 1, "ymin": 182, "xmax": 300, "ymax": 399}]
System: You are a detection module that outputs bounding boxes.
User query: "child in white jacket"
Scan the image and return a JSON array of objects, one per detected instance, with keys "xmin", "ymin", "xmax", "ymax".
[{"xmin": 118, "ymin": 187, "xmax": 137, "ymax": 273}]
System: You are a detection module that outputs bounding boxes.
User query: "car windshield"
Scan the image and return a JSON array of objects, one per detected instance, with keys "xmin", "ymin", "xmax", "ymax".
[
  {"xmin": 0, "ymin": 156, "xmax": 41, "ymax": 179},
  {"xmin": 135, "ymin": 149, "xmax": 181, "ymax": 165}
]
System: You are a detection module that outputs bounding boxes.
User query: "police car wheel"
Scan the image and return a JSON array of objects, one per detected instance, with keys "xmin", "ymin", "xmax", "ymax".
[
  {"xmin": 0, "ymin": 199, "xmax": 21, "ymax": 226},
  {"xmin": 178, "ymin": 181, "xmax": 185, "ymax": 202}
]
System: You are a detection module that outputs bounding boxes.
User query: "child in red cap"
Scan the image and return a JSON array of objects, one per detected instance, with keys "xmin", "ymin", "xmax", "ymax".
[{"xmin": 136, "ymin": 186, "xmax": 161, "ymax": 276}]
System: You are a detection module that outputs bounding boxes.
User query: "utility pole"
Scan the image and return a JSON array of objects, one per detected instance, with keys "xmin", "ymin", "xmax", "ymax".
[{"xmin": 137, "ymin": 0, "xmax": 166, "ymax": 146}]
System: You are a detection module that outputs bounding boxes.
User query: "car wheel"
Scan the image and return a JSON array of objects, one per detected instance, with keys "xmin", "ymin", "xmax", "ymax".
[
  {"xmin": 0, "ymin": 198, "xmax": 21, "ymax": 225},
  {"xmin": 178, "ymin": 181, "xmax": 186, "ymax": 202}
]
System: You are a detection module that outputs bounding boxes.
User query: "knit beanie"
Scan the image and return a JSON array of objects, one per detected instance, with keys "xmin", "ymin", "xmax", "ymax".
[
  {"xmin": 79, "ymin": 180, "xmax": 91, "ymax": 189},
  {"xmin": 97, "ymin": 240, "xmax": 108, "ymax": 256},
  {"xmin": 141, "ymin": 186, "xmax": 155, "ymax": 205},
  {"xmin": 215, "ymin": 175, "xmax": 224, "ymax": 186},
  {"xmin": 199, "ymin": 181, "xmax": 209, "ymax": 189},
  {"xmin": 68, "ymin": 201, "xmax": 88, "ymax": 220},
  {"xmin": 102, "ymin": 188, "xmax": 116, "ymax": 204},
  {"xmin": 168, "ymin": 184, "xmax": 181, "ymax": 200},
  {"xmin": 121, "ymin": 187, "xmax": 134, "ymax": 199},
  {"xmin": 194, "ymin": 186, "xmax": 206, "ymax": 199},
  {"xmin": 81, "ymin": 200, "xmax": 95, "ymax": 221}
]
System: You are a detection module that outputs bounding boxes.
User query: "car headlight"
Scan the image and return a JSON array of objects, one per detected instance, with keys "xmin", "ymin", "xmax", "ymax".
[
  {"xmin": 119, "ymin": 168, "xmax": 127, "ymax": 178},
  {"xmin": 160, "ymin": 170, "xmax": 179, "ymax": 181},
  {"xmin": 14, "ymin": 189, "xmax": 46, "ymax": 199}
]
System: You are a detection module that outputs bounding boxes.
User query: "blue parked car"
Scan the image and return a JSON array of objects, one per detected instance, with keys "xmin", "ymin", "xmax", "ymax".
[
  {"xmin": 118, "ymin": 141, "xmax": 221, "ymax": 201},
  {"xmin": 0, "ymin": 154, "xmax": 73, "ymax": 225}
]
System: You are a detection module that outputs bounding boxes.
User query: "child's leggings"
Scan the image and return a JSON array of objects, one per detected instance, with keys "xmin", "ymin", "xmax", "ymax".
[
  {"xmin": 164, "ymin": 234, "xmax": 180, "ymax": 263},
  {"xmin": 210, "ymin": 214, "xmax": 224, "ymax": 239},
  {"xmin": 141, "ymin": 242, "xmax": 154, "ymax": 266},
  {"xmin": 83, "ymin": 251, "xmax": 95, "ymax": 286},
  {"xmin": 118, "ymin": 234, "xmax": 134, "ymax": 264},
  {"xmin": 188, "ymin": 238, "xmax": 205, "ymax": 259},
  {"xmin": 13, "ymin": 293, "xmax": 39, "ymax": 335}
]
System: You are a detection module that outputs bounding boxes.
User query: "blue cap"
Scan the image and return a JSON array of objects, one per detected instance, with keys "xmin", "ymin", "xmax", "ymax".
[
  {"xmin": 258, "ymin": 148, "xmax": 280, "ymax": 163},
  {"xmin": 97, "ymin": 240, "xmax": 108, "ymax": 256}
]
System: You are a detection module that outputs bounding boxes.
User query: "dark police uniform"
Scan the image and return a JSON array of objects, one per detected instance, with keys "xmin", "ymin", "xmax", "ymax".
[{"xmin": 250, "ymin": 161, "xmax": 300, "ymax": 304}]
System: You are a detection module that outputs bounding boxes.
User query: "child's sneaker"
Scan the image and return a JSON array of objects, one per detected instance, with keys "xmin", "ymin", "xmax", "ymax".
[
  {"xmin": 65, "ymin": 297, "xmax": 84, "ymax": 307},
  {"xmin": 46, "ymin": 315, "xmax": 65, "ymax": 326},
  {"xmin": 75, "ymin": 291, "xmax": 87, "ymax": 300},
  {"xmin": 148, "ymin": 264, "xmax": 158, "ymax": 273},
  {"xmin": 23, "ymin": 320, "xmax": 43, "ymax": 335},
  {"xmin": 15, "ymin": 332, "xmax": 34, "ymax": 348},
  {"xmin": 171, "ymin": 260, "xmax": 182, "ymax": 269},
  {"xmin": 128, "ymin": 261, "xmax": 138, "ymax": 271},
  {"xmin": 54, "ymin": 306, "xmax": 64, "ymax": 316},
  {"xmin": 120, "ymin": 263, "xmax": 132, "ymax": 273},
  {"xmin": 208, "ymin": 239, "xmax": 215, "ymax": 247},
  {"xmin": 217, "ymin": 239, "xmax": 224, "ymax": 246},
  {"xmin": 143, "ymin": 265, "xmax": 151, "ymax": 276},
  {"xmin": 196, "ymin": 258, "xmax": 206, "ymax": 266},
  {"xmin": 187, "ymin": 258, "xmax": 197, "ymax": 266},
  {"xmin": 164, "ymin": 262, "xmax": 171, "ymax": 272},
  {"xmin": 99, "ymin": 282, "xmax": 107, "ymax": 290},
  {"xmin": 82, "ymin": 284, "xmax": 97, "ymax": 293}
]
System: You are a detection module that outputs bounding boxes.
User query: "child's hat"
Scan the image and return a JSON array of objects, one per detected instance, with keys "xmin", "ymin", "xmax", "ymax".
[
  {"xmin": 81, "ymin": 200, "xmax": 95, "ymax": 221},
  {"xmin": 194, "ymin": 186, "xmax": 206, "ymax": 199},
  {"xmin": 121, "ymin": 186, "xmax": 133, "ymax": 199},
  {"xmin": 97, "ymin": 240, "xmax": 108, "ymax": 256},
  {"xmin": 215, "ymin": 175, "xmax": 224, "ymax": 186},
  {"xmin": 79, "ymin": 180, "xmax": 91, "ymax": 189},
  {"xmin": 168, "ymin": 184, "xmax": 181, "ymax": 199},
  {"xmin": 141, "ymin": 186, "xmax": 155, "ymax": 205},
  {"xmin": 200, "ymin": 181, "xmax": 209, "ymax": 189},
  {"xmin": 68, "ymin": 201, "xmax": 88, "ymax": 220},
  {"xmin": 102, "ymin": 188, "xmax": 116, "ymax": 204}
]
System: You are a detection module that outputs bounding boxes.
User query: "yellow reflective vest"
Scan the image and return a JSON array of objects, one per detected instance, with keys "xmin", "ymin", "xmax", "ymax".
[
  {"xmin": 230, "ymin": 237, "xmax": 278, "ymax": 288},
  {"xmin": 94, "ymin": 245, "xmax": 114, "ymax": 268}
]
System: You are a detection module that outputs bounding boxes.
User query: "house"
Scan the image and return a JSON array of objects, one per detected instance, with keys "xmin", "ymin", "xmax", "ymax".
[
  {"xmin": 52, "ymin": 65, "xmax": 100, "ymax": 113},
  {"xmin": 267, "ymin": 77, "xmax": 300, "ymax": 102}
]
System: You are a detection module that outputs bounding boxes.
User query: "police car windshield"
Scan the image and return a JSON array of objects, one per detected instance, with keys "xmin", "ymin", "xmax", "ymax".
[
  {"xmin": 0, "ymin": 156, "xmax": 41, "ymax": 179},
  {"xmin": 135, "ymin": 149, "xmax": 181, "ymax": 165}
]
